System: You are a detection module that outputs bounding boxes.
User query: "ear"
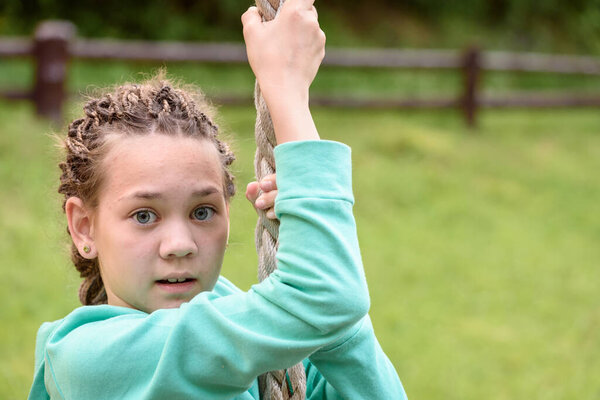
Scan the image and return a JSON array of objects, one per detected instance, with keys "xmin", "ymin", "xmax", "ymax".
[{"xmin": 65, "ymin": 197, "xmax": 97, "ymax": 259}]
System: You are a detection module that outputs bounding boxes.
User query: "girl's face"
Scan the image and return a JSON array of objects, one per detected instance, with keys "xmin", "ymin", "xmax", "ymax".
[{"xmin": 90, "ymin": 134, "xmax": 230, "ymax": 313}]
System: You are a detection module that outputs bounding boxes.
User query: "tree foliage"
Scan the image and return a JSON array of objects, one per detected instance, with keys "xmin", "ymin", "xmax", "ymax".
[{"xmin": 0, "ymin": 0, "xmax": 598, "ymax": 53}]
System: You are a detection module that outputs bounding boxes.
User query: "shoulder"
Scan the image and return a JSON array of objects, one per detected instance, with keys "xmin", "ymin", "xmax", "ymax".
[
  {"xmin": 36, "ymin": 319, "xmax": 63, "ymax": 341},
  {"xmin": 32, "ymin": 306, "xmax": 140, "ymax": 376},
  {"xmin": 38, "ymin": 279, "xmax": 241, "ymax": 364},
  {"xmin": 42, "ymin": 305, "xmax": 146, "ymax": 352},
  {"xmin": 41, "ymin": 278, "xmax": 240, "ymax": 335},
  {"xmin": 33, "ymin": 319, "xmax": 63, "ymax": 367},
  {"xmin": 43, "ymin": 279, "xmax": 241, "ymax": 346}
]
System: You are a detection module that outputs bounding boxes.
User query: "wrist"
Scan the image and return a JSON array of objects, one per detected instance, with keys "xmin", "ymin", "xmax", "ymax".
[
  {"xmin": 259, "ymin": 82, "xmax": 309, "ymax": 111},
  {"xmin": 267, "ymin": 99, "xmax": 319, "ymax": 144}
]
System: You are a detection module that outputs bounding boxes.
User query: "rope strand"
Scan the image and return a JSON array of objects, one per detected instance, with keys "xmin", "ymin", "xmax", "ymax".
[{"xmin": 253, "ymin": 1, "xmax": 307, "ymax": 398}]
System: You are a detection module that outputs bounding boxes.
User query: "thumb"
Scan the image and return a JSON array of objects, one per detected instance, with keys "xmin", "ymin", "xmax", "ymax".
[{"xmin": 241, "ymin": 6, "xmax": 262, "ymax": 29}]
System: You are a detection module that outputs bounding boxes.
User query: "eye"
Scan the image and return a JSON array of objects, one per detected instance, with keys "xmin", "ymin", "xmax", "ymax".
[
  {"xmin": 133, "ymin": 210, "xmax": 158, "ymax": 224},
  {"xmin": 192, "ymin": 206, "xmax": 215, "ymax": 221}
]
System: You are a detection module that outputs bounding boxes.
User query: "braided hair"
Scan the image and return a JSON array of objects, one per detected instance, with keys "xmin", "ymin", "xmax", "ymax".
[{"xmin": 58, "ymin": 74, "xmax": 236, "ymax": 305}]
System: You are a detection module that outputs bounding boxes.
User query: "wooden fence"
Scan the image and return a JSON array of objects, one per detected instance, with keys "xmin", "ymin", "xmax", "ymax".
[{"xmin": 1, "ymin": 20, "xmax": 600, "ymax": 126}]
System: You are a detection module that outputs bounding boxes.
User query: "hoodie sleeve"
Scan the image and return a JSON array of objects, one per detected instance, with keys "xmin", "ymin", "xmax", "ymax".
[
  {"xmin": 28, "ymin": 321, "xmax": 60, "ymax": 400},
  {"xmin": 304, "ymin": 315, "xmax": 407, "ymax": 399}
]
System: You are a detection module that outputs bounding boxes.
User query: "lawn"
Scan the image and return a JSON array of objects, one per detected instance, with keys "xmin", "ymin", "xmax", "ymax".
[{"xmin": 1, "ymin": 73, "xmax": 599, "ymax": 398}]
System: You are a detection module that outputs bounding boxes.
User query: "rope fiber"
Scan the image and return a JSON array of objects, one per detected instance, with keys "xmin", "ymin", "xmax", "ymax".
[{"xmin": 253, "ymin": 0, "xmax": 307, "ymax": 399}]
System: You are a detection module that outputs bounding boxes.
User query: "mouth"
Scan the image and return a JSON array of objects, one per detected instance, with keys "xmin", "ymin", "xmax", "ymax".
[
  {"xmin": 156, "ymin": 278, "xmax": 195, "ymax": 284},
  {"xmin": 155, "ymin": 278, "xmax": 197, "ymax": 293}
]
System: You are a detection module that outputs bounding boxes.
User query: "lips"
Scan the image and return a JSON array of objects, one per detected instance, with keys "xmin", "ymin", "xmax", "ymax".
[
  {"xmin": 157, "ymin": 277, "xmax": 193, "ymax": 284},
  {"xmin": 155, "ymin": 278, "xmax": 197, "ymax": 293}
]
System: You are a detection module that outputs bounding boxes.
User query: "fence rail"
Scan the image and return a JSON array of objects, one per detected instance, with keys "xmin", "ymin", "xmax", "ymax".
[
  {"xmin": 1, "ymin": 20, "xmax": 600, "ymax": 126},
  {"xmin": 0, "ymin": 38, "xmax": 32, "ymax": 57}
]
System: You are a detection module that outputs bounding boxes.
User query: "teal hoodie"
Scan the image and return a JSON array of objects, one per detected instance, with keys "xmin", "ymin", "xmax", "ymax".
[{"xmin": 29, "ymin": 140, "xmax": 407, "ymax": 399}]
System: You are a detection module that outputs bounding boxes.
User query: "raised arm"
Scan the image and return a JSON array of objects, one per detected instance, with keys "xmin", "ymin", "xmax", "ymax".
[{"xmin": 242, "ymin": 0, "xmax": 324, "ymax": 144}]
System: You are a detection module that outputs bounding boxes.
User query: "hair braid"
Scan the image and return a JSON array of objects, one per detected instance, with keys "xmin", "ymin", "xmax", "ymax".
[{"xmin": 59, "ymin": 73, "xmax": 236, "ymax": 305}]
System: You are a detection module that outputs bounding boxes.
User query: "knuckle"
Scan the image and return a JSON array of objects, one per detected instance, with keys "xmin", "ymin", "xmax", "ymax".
[
  {"xmin": 292, "ymin": 10, "xmax": 304, "ymax": 23},
  {"xmin": 308, "ymin": 19, "xmax": 321, "ymax": 34},
  {"xmin": 241, "ymin": 10, "xmax": 250, "ymax": 25},
  {"xmin": 242, "ymin": 23, "xmax": 255, "ymax": 37},
  {"xmin": 319, "ymin": 30, "xmax": 326, "ymax": 44},
  {"xmin": 242, "ymin": 6, "xmax": 256, "ymax": 21},
  {"xmin": 305, "ymin": 12, "xmax": 318, "ymax": 24}
]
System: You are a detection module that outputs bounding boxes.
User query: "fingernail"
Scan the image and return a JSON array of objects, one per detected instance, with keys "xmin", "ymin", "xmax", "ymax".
[
  {"xmin": 266, "ymin": 210, "xmax": 276, "ymax": 219},
  {"xmin": 260, "ymin": 179, "xmax": 273, "ymax": 191},
  {"xmin": 255, "ymin": 198, "xmax": 265, "ymax": 209}
]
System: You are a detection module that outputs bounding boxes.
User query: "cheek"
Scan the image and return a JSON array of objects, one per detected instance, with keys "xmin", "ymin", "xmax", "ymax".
[
  {"xmin": 119, "ymin": 232, "xmax": 158, "ymax": 260},
  {"xmin": 201, "ymin": 228, "xmax": 228, "ymax": 250},
  {"xmin": 96, "ymin": 220, "xmax": 157, "ymax": 263},
  {"xmin": 201, "ymin": 221, "xmax": 229, "ymax": 255}
]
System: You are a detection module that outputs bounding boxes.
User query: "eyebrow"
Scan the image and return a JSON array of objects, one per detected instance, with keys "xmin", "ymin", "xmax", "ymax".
[{"xmin": 119, "ymin": 186, "xmax": 221, "ymax": 201}]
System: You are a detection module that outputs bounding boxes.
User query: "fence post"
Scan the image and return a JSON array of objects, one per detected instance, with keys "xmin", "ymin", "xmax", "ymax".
[
  {"xmin": 461, "ymin": 46, "xmax": 481, "ymax": 128},
  {"xmin": 33, "ymin": 20, "xmax": 75, "ymax": 122}
]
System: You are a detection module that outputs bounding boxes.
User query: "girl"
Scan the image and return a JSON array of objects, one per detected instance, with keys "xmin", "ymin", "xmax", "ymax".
[{"xmin": 29, "ymin": 0, "xmax": 407, "ymax": 398}]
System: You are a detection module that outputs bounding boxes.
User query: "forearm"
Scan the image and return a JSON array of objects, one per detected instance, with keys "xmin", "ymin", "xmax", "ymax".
[
  {"xmin": 254, "ymin": 140, "xmax": 368, "ymax": 333},
  {"xmin": 261, "ymin": 89, "xmax": 320, "ymax": 144}
]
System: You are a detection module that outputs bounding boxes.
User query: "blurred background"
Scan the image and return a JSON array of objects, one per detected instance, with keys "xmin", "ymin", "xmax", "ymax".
[
  {"xmin": 2, "ymin": 0, "xmax": 600, "ymax": 52},
  {"xmin": 1, "ymin": 0, "xmax": 599, "ymax": 399}
]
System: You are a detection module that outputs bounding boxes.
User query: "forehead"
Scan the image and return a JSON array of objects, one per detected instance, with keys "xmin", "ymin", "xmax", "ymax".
[{"xmin": 100, "ymin": 134, "xmax": 223, "ymax": 198}]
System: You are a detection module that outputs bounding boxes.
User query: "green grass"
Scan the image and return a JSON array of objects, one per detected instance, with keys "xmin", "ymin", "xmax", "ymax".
[{"xmin": 1, "ymin": 96, "xmax": 600, "ymax": 398}]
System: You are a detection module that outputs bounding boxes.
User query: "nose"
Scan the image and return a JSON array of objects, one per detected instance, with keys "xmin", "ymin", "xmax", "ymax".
[{"xmin": 159, "ymin": 220, "xmax": 198, "ymax": 259}]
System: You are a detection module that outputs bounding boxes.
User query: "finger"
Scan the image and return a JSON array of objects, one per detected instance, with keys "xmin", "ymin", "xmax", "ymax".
[
  {"xmin": 266, "ymin": 208, "xmax": 277, "ymax": 220},
  {"xmin": 260, "ymin": 174, "xmax": 277, "ymax": 192},
  {"xmin": 255, "ymin": 190, "xmax": 277, "ymax": 210},
  {"xmin": 241, "ymin": 6, "xmax": 261, "ymax": 28},
  {"xmin": 246, "ymin": 181, "xmax": 260, "ymax": 204}
]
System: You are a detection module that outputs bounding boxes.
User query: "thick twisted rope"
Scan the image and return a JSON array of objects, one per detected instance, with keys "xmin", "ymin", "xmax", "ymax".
[{"xmin": 253, "ymin": 1, "xmax": 306, "ymax": 399}]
